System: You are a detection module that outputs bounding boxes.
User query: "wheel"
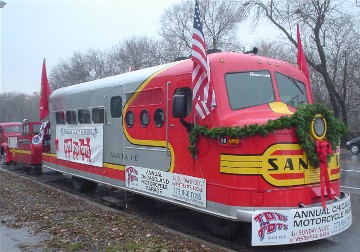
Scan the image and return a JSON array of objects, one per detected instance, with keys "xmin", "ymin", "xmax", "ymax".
[
  {"xmin": 350, "ymin": 144, "xmax": 360, "ymax": 154},
  {"xmin": 72, "ymin": 176, "xmax": 97, "ymax": 193},
  {"xmin": 204, "ymin": 215, "xmax": 239, "ymax": 239},
  {"xmin": 29, "ymin": 166, "xmax": 42, "ymax": 175},
  {"xmin": 1, "ymin": 150, "xmax": 10, "ymax": 165}
]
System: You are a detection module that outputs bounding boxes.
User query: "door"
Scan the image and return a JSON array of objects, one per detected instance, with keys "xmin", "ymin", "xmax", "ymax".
[
  {"xmin": 104, "ymin": 85, "xmax": 124, "ymax": 166},
  {"xmin": 122, "ymin": 83, "xmax": 171, "ymax": 171}
]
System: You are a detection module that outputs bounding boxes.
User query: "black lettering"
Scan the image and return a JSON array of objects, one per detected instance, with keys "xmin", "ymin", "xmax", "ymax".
[
  {"xmin": 299, "ymin": 158, "xmax": 308, "ymax": 170},
  {"xmin": 284, "ymin": 158, "xmax": 294, "ymax": 170},
  {"xmin": 268, "ymin": 158, "xmax": 278, "ymax": 171}
]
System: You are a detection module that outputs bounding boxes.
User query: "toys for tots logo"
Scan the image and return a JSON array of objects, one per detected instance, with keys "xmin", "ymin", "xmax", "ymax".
[
  {"xmin": 126, "ymin": 167, "xmax": 138, "ymax": 185},
  {"xmin": 253, "ymin": 211, "xmax": 289, "ymax": 241}
]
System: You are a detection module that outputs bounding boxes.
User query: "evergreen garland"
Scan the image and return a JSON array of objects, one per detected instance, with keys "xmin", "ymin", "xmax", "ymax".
[{"xmin": 188, "ymin": 103, "xmax": 347, "ymax": 167}]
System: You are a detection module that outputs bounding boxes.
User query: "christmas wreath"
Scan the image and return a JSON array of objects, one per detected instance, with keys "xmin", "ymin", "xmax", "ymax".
[{"xmin": 188, "ymin": 103, "xmax": 347, "ymax": 167}]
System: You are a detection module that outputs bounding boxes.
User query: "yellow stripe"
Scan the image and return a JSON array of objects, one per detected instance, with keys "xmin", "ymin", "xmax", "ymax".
[
  {"xmin": 103, "ymin": 162, "xmax": 125, "ymax": 171},
  {"xmin": 269, "ymin": 102, "xmax": 294, "ymax": 114},
  {"xmin": 10, "ymin": 149, "xmax": 31, "ymax": 155},
  {"xmin": 220, "ymin": 143, "xmax": 340, "ymax": 187},
  {"xmin": 43, "ymin": 153, "xmax": 57, "ymax": 157}
]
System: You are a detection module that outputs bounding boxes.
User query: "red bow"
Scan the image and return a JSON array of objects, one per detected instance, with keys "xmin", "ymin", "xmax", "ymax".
[{"xmin": 315, "ymin": 139, "xmax": 333, "ymax": 208}]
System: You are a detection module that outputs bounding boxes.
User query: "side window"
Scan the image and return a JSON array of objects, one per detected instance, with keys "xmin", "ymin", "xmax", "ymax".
[
  {"xmin": 78, "ymin": 109, "xmax": 91, "ymax": 124},
  {"xmin": 174, "ymin": 87, "xmax": 192, "ymax": 116},
  {"xmin": 0, "ymin": 127, "xmax": 3, "ymax": 134},
  {"xmin": 33, "ymin": 124, "xmax": 41, "ymax": 134},
  {"xmin": 154, "ymin": 108, "xmax": 165, "ymax": 128},
  {"xmin": 92, "ymin": 107, "xmax": 105, "ymax": 124},
  {"xmin": 110, "ymin": 96, "xmax": 122, "ymax": 118},
  {"xmin": 56, "ymin": 111, "xmax": 65, "ymax": 124},
  {"xmin": 66, "ymin": 110, "xmax": 77, "ymax": 124},
  {"xmin": 23, "ymin": 123, "xmax": 29, "ymax": 134},
  {"xmin": 275, "ymin": 72, "xmax": 308, "ymax": 107}
]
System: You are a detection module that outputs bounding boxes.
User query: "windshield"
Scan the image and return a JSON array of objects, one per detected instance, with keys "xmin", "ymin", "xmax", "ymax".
[
  {"xmin": 4, "ymin": 125, "xmax": 22, "ymax": 134},
  {"xmin": 33, "ymin": 124, "xmax": 41, "ymax": 134},
  {"xmin": 276, "ymin": 72, "xmax": 307, "ymax": 107},
  {"xmin": 225, "ymin": 71, "xmax": 275, "ymax": 110}
]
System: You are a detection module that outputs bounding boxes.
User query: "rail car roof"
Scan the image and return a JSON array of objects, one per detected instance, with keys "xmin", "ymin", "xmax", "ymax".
[{"xmin": 50, "ymin": 61, "xmax": 179, "ymax": 99}]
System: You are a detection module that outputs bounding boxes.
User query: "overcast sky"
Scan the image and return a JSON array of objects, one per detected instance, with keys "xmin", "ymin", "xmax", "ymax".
[
  {"xmin": 0, "ymin": 0, "xmax": 277, "ymax": 95},
  {"xmin": 0, "ymin": 0, "xmax": 186, "ymax": 94}
]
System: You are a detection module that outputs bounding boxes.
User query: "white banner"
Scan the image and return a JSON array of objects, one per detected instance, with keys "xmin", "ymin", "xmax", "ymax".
[
  {"xmin": 125, "ymin": 166, "xmax": 206, "ymax": 207},
  {"xmin": 252, "ymin": 194, "xmax": 352, "ymax": 245},
  {"xmin": 56, "ymin": 125, "xmax": 103, "ymax": 167}
]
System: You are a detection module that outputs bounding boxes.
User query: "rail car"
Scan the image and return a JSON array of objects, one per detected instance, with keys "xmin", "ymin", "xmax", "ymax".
[
  {"xmin": 1, "ymin": 121, "xmax": 49, "ymax": 172},
  {"xmin": 42, "ymin": 51, "xmax": 351, "ymax": 245}
]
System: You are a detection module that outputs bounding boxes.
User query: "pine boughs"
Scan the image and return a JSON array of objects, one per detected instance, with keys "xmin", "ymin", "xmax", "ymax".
[{"xmin": 188, "ymin": 103, "xmax": 347, "ymax": 167}]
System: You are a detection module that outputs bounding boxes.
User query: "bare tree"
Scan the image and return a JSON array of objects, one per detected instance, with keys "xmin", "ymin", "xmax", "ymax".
[
  {"xmin": 242, "ymin": 0, "xmax": 360, "ymax": 128},
  {"xmin": 109, "ymin": 36, "xmax": 165, "ymax": 72},
  {"xmin": 49, "ymin": 49, "xmax": 109, "ymax": 90},
  {"xmin": 0, "ymin": 92, "xmax": 39, "ymax": 122},
  {"xmin": 159, "ymin": 0, "xmax": 246, "ymax": 58}
]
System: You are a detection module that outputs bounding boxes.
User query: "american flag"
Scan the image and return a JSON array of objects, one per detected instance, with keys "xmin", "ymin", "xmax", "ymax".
[{"xmin": 192, "ymin": 0, "xmax": 216, "ymax": 120}]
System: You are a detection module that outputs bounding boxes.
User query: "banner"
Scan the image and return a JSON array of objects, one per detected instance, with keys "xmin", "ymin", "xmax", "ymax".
[
  {"xmin": 252, "ymin": 194, "xmax": 351, "ymax": 245},
  {"xmin": 56, "ymin": 125, "xmax": 103, "ymax": 167},
  {"xmin": 125, "ymin": 166, "xmax": 206, "ymax": 207}
]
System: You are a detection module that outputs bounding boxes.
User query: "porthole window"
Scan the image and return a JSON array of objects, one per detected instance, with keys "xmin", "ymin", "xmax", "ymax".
[
  {"xmin": 154, "ymin": 108, "xmax": 165, "ymax": 128},
  {"xmin": 140, "ymin": 110, "xmax": 150, "ymax": 128},
  {"xmin": 125, "ymin": 111, "xmax": 135, "ymax": 128}
]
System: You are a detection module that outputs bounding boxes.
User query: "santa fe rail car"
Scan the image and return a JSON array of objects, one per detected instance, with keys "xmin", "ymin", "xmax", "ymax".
[{"xmin": 39, "ymin": 51, "xmax": 351, "ymax": 246}]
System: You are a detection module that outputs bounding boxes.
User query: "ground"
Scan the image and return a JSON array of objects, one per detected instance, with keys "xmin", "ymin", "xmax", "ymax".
[{"xmin": 0, "ymin": 169, "xmax": 223, "ymax": 251}]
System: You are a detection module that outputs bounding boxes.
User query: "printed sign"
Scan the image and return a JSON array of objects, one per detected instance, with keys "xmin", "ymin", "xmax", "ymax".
[
  {"xmin": 8, "ymin": 136, "xmax": 18, "ymax": 148},
  {"xmin": 252, "ymin": 194, "xmax": 352, "ymax": 245},
  {"xmin": 125, "ymin": 166, "xmax": 206, "ymax": 207},
  {"xmin": 56, "ymin": 125, "xmax": 103, "ymax": 167}
]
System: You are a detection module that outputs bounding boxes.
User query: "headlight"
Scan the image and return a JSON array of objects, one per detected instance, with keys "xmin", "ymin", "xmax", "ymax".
[{"xmin": 310, "ymin": 114, "xmax": 327, "ymax": 140}]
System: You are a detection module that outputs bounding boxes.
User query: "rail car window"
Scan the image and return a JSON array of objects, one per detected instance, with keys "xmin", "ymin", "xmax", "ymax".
[
  {"xmin": 23, "ymin": 124, "xmax": 29, "ymax": 134},
  {"xmin": 225, "ymin": 71, "xmax": 274, "ymax": 110},
  {"xmin": 110, "ymin": 96, "xmax": 122, "ymax": 118},
  {"xmin": 174, "ymin": 88, "xmax": 192, "ymax": 116},
  {"xmin": 140, "ymin": 110, "xmax": 150, "ymax": 127},
  {"xmin": 33, "ymin": 124, "xmax": 41, "ymax": 134},
  {"xmin": 125, "ymin": 110, "xmax": 135, "ymax": 127},
  {"xmin": 92, "ymin": 108, "xmax": 105, "ymax": 124},
  {"xmin": 78, "ymin": 109, "xmax": 91, "ymax": 124},
  {"xmin": 55, "ymin": 111, "xmax": 65, "ymax": 124},
  {"xmin": 66, "ymin": 110, "xmax": 77, "ymax": 124},
  {"xmin": 3, "ymin": 125, "xmax": 22, "ymax": 133},
  {"xmin": 275, "ymin": 72, "xmax": 308, "ymax": 107},
  {"xmin": 154, "ymin": 108, "xmax": 165, "ymax": 128}
]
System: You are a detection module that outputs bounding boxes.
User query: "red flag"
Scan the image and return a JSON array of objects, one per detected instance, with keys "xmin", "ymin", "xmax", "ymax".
[
  {"xmin": 297, "ymin": 24, "xmax": 310, "ymax": 83},
  {"xmin": 191, "ymin": 0, "xmax": 216, "ymax": 120},
  {"xmin": 40, "ymin": 59, "xmax": 51, "ymax": 120}
]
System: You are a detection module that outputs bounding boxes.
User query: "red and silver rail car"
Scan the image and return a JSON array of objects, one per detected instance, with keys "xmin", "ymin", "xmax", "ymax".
[{"xmin": 43, "ymin": 51, "xmax": 351, "ymax": 245}]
